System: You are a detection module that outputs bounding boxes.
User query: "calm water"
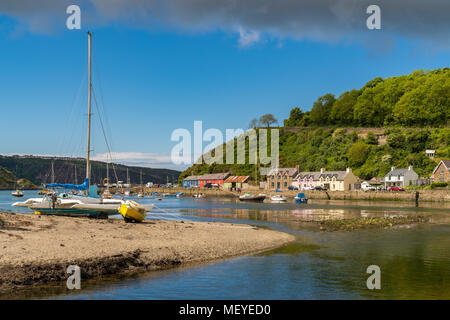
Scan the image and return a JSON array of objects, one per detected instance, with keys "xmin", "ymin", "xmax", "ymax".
[{"xmin": 1, "ymin": 190, "xmax": 450, "ymax": 299}]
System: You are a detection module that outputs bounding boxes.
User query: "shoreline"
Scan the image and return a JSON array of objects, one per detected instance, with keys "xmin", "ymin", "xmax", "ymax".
[
  {"xmin": 0, "ymin": 212, "xmax": 294, "ymax": 295},
  {"xmin": 143, "ymin": 187, "xmax": 450, "ymax": 202}
]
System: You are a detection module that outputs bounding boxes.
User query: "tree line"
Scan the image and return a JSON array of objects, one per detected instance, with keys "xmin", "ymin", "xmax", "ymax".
[{"xmin": 284, "ymin": 68, "xmax": 450, "ymax": 128}]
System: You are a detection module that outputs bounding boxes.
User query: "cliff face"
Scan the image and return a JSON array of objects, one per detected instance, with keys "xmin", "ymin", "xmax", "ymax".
[{"xmin": 0, "ymin": 156, "xmax": 180, "ymax": 187}]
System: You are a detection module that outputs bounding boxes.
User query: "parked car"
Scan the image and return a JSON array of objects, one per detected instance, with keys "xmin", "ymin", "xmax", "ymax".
[
  {"xmin": 361, "ymin": 183, "xmax": 376, "ymax": 191},
  {"xmin": 288, "ymin": 186, "xmax": 299, "ymax": 190},
  {"xmin": 376, "ymin": 186, "xmax": 386, "ymax": 191},
  {"xmin": 388, "ymin": 186, "xmax": 404, "ymax": 192},
  {"xmin": 303, "ymin": 186, "xmax": 314, "ymax": 191},
  {"xmin": 153, "ymin": 184, "xmax": 160, "ymax": 188},
  {"xmin": 204, "ymin": 183, "xmax": 212, "ymax": 188},
  {"xmin": 314, "ymin": 186, "xmax": 327, "ymax": 191}
]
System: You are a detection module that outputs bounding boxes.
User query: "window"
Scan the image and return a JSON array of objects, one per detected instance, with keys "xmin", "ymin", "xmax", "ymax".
[
  {"xmin": 284, "ymin": 182, "xmax": 287, "ymax": 187},
  {"xmin": 271, "ymin": 182, "xmax": 274, "ymax": 187}
]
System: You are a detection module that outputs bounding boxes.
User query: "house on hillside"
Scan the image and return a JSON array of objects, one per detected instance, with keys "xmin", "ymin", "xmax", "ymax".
[
  {"xmin": 431, "ymin": 160, "xmax": 450, "ymax": 183},
  {"xmin": 384, "ymin": 166, "xmax": 419, "ymax": 188},
  {"xmin": 316, "ymin": 168, "xmax": 359, "ymax": 191},
  {"xmin": 223, "ymin": 176, "xmax": 250, "ymax": 190},
  {"xmin": 425, "ymin": 150, "xmax": 436, "ymax": 159},
  {"xmin": 198, "ymin": 172, "xmax": 230, "ymax": 188},
  {"xmin": 266, "ymin": 167, "xmax": 299, "ymax": 190}
]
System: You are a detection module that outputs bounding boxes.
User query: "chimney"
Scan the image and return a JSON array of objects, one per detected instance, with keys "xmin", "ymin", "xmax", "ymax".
[
  {"xmin": 346, "ymin": 167, "xmax": 352, "ymax": 173},
  {"xmin": 391, "ymin": 166, "xmax": 395, "ymax": 172},
  {"xmin": 320, "ymin": 168, "xmax": 325, "ymax": 174},
  {"xmin": 295, "ymin": 165, "xmax": 300, "ymax": 173},
  {"xmin": 408, "ymin": 165, "xmax": 413, "ymax": 171}
]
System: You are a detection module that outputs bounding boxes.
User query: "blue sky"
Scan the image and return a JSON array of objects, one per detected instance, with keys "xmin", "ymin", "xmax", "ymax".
[{"xmin": 0, "ymin": 1, "xmax": 449, "ymax": 170}]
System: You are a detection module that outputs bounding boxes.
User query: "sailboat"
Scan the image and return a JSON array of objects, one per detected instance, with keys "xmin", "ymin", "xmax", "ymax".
[
  {"xmin": 11, "ymin": 165, "xmax": 24, "ymax": 197},
  {"xmin": 137, "ymin": 170, "xmax": 144, "ymax": 198},
  {"xmin": 124, "ymin": 168, "xmax": 131, "ymax": 197},
  {"xmin": 102, "ymin": 162, "xmax": 112, "ymax": 199},
  {"xmin": 12, "ymin": 32, "xmax": 152, "ymax": 222}
]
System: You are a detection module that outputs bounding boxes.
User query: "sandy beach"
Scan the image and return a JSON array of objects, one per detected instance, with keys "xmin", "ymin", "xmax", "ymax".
[{"xmin": 0, "ymin": 212, "xmax": 294, "ymax": 293}]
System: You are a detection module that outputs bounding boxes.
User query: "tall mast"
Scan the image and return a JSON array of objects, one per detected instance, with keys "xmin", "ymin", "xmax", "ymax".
[
  {"xmin": 51, "ymin": 160, "xmax": 55, "ymax": 184},
  {"xmin": 106, "ymin": 162, "xmax": 110, "ymax": 192},
  {"xmin": 86, "ymin": 31, "xmax": 92, "ymax": 185}
]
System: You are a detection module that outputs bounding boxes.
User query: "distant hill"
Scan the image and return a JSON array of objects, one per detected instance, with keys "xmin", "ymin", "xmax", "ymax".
[
  {"xmin": 0, "ymin": 156, "xmax": 180, "ymax": 188},
  {"xmin": 0, "ymin": 166, "xmax": 36, "ymax": 190}
]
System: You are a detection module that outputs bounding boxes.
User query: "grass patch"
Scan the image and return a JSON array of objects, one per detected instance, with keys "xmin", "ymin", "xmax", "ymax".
[
  {"xmin": 260, "ymin": 242, "xmax": 323, "ymax": 256},
  {"xmin": 315, "ymin": 215, "xmax": 429, "ymax": 232},
  {"xmin": 251, "ymin": 224, "xmax": 272, "ymax": 230}
]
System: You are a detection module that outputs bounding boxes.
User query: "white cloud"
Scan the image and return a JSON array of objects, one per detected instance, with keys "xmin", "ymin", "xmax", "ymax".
[
  {"xmin": 92, "ymin": 152, "xmax": 187, "ymax": 171},
  {"xmin": 238, "ymin": 27, "xmax": 260, "ymax": 47}
]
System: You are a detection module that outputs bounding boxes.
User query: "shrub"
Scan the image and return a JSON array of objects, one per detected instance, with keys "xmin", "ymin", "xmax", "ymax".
[{"xmin": 430, "ymin": 182, "xmax": 448, "ymax": 189}]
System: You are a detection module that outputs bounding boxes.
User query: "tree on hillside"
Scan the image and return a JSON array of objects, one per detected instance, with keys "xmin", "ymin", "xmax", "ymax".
[
  {"xmin": 259, "ymin": 114, "xmax": 278, "ymax": 127},
  {"xmin": 309, "ymin": 94, "xmax": 336, "ymax": 126},
  {"xmin": 347, "ymin": 142, "xmax": 370, "ymax": 167},
  {"xmin": 329, "ymin": 90, "xmax": 360, "ymax": 126},
  {"xmin": 362, "ymin": 77, "xmax": 384, "ymax": 90},
  {"xmin": 249, "ymin": 118, "xmax": 260, "ymax": 129},
  {"xmin": 284, "ymin": 107, "xmax": 304, "ymax": 126}
]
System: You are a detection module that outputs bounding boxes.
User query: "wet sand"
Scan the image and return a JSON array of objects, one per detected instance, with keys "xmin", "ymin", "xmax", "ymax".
[{"xmin": 0, "ymin": 212, "xmax": 294, "ymax": 293}]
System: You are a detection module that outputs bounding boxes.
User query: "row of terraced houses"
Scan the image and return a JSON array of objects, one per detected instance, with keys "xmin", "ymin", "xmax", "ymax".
[
  {"xmin": 265, "ymin": 159, "xmax": 450, "ymax": 191},
  {"xmin": 182, "ymin": 160, "xmax": 450, "ymax": 191}
]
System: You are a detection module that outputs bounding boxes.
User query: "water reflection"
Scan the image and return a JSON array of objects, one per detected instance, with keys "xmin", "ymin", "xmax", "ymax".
[{"xmin": 1, "ymin": 191, "xmax": 450, "ymax": 299}]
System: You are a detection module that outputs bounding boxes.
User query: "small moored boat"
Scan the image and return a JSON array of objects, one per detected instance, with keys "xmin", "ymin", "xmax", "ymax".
[
  {"xmin": 12, "ymin": 190, "xmax": 24, "ymax": 197},
  {"xmin": 119, "ymin": 201, "xmax": 153, "ymax": 223},
  {"xmin": 294, "ymin": 193, "xmax": 308, "ymax": 204},
  {"xmin": 239, "ymin": 194, "xmax": 266, "ymax": 202},
  {"xmin": 271, "ymin": 195, "xmax": 287, "ymax": 202}
]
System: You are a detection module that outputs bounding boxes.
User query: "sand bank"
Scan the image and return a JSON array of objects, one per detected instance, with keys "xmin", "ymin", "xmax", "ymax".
[{"xmin": 0, "ymin": 212, "xmax": 294, "ymax": 293}]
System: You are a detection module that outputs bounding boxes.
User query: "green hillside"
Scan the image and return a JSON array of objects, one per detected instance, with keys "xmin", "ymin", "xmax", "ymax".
[
  {"xmin": 284, "ymin": 68, "xmax": 450, "ymax": 128},
  {"xmin": 0, "ymin": 156, "xmax": 180, "ymax": 188},
  {"xmin": 180, "ymin": 68, "xmax": 450, "ymax": 182},
  {"xmin": 0, "ymin": 166, "xmax": 36, "ymax": 190},
  {"xmin": 180, "ymin": 127, "xmax": 449, "ymax": 182}
]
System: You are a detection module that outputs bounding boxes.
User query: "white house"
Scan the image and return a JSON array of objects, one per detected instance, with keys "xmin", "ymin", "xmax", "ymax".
[
  {"xmin": 384, "ymin": 166, "xmax": 419, "ymax": 188},
  {"xmin": 425, "ymin": 150, "xmax": 435, "ymax": 159}
]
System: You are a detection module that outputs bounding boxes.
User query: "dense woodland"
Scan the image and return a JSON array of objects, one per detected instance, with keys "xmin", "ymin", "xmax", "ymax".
[
  {"xmin": 180, "ymin": 68, "xmax": 450, "ymax": 182},
  {"xmin": 284, "ymin": 68, "xmax": 449, "ymax": 128}
]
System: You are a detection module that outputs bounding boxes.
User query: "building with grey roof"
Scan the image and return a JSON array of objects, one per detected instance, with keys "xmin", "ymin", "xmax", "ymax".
[{"xmin": 384, "ymin": 166, "xmax": 419, "ymax": 188}]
